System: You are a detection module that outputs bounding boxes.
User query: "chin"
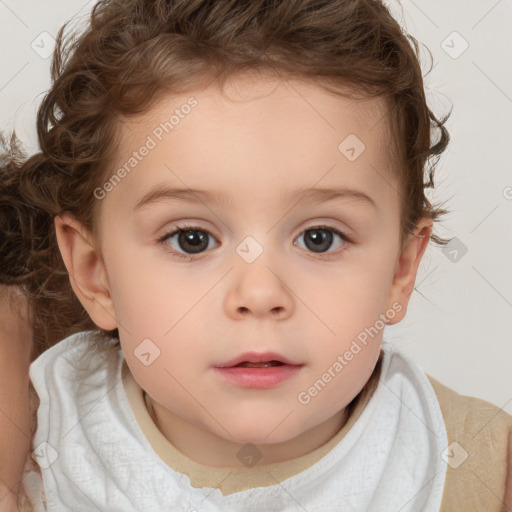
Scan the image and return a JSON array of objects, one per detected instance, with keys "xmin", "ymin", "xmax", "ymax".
[{"xmin": 221, "ymin": 422, "xmax": 301, "ymax": 447}]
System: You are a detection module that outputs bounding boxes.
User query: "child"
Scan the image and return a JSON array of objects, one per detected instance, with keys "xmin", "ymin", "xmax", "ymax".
[{"xmin": 0, "ymin": 0, "xmax": 510, "ymax": 510}]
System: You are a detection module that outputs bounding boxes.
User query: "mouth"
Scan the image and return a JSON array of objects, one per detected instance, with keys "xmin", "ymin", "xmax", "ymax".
[
  {"xmin": 213, "ymin": 352, "xmax": 303, "ymax": 388},
  {"xmin": 233, "ymin": 361, "xmax": 285, "ymax": 368},
  {"xmin": 214, "ymin": 351, "xmax": 302, "ymax": 369}
]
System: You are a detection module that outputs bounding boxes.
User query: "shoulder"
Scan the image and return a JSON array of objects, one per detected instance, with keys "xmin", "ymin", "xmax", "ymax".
[
  {"xmin": 29, "ymin": 330, "xmax": 120, "ymax": 392},
  {"xmin": 427, "ymin": 374, "xmax": 512, "ymax": 512},
  {"xmin": 29, "ymin": 329, "xmax": 117, "ymax": 368},
  {"xmin": 29, "ymin": 330, "xmax": 122, "ymax": 421},
  {"xmin": 24, "ymin": 331, "xmax": 125, "ymax": 509}
]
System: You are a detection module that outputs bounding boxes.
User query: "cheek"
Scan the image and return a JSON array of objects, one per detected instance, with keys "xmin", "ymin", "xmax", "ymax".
[
  {"xmin": 296, "ymin": 256, "xmax": 391, "ymax": 401},
  {"xmin": 300, "ymin": 255, "xmax": 394, "ymax": 335},
  {"xmin": 103, "ymin": 238, "xmax": 178, "ymax": 329},
  {"xmin": 123, "ymin": 348, "xmax": 196, "ymax": 414},
  {"xmin": 103, "ymin": 241, "xmax": 206, "ymax": 370}
]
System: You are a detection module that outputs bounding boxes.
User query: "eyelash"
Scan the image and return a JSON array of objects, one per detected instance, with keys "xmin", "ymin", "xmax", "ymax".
[{"xmin": 156, "ymin": 223, "xmax": 352, "ymax": 260}]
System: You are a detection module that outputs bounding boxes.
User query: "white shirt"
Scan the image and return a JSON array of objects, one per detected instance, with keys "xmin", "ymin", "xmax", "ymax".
[{"xmin": 24, "ymin": 331, "xmax": 448, "ymax": 511}]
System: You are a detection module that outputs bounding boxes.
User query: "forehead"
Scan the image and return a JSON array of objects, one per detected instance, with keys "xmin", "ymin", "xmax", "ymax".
[{"xmin": 103, "ymin": 73, "xmax": 398, "ymax": 218}]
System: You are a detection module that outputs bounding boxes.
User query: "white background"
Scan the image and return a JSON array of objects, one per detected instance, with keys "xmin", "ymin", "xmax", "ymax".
[{"xmin": 0, "ymin": 0, "xmax": 511, "ymax": 412}]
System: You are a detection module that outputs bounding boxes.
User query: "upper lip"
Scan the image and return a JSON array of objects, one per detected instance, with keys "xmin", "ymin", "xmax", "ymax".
[{"xmin": 214, "ymin": 351, "xmax": 302, "ymax": 368}]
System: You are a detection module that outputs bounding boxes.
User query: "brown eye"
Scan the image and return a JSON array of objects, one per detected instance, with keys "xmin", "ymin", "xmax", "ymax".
[
  {"xmin": 158, "ymin": 225, "xmax": 218, "ymax": 257},
  {"xmin": 176, "ymin": 230, "xmax": 209, "ymax": 254},
  {"xmin": 294, "ymin": 226, "xmax": 349, "ymax": 254}
]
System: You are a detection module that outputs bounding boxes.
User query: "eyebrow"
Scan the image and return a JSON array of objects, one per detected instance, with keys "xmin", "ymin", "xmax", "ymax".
[{"xmin": 134, "ymin": 185, "xmax": 377, "ymax": 211}]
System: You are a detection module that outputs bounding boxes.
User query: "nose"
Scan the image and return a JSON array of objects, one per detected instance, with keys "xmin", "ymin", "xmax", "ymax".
[{"xmin": 224, "ymin": 254, "xmax": 295, "ymax": 320}]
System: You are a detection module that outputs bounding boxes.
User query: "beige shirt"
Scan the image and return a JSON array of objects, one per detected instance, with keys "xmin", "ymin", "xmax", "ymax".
[{"xmin": 428, "ymin": 376, "xmax": 512, "ymax": 511}]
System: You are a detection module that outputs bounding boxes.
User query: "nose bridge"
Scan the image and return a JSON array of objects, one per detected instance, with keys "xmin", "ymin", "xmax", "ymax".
[{"xmin": 224, "ymin": 234, "xmax": 294, "ymax": 318}]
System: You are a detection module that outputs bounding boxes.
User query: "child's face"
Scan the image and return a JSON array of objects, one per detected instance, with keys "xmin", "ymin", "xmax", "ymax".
[{"xmin": 60, "ymin": 72, "xmax": 430, "ymax": 464}]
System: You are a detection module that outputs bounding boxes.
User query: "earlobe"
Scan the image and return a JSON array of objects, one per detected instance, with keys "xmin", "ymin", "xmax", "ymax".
[
  {"xmin": 54, "ymin": 214, "xmax": 118, "ymax": 331},
  {"xmin": 385, "ymin": 219, "xmax": 433, "ymax": 325}
]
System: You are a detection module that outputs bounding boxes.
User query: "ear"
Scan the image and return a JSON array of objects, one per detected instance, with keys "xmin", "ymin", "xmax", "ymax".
[
  {"xmin": 385, "ymin": 218, "xmax": 433, "ymax": 325},
  {"xmin": 54, "ymin": 214, "xmax": 118, "ymax": 330}
]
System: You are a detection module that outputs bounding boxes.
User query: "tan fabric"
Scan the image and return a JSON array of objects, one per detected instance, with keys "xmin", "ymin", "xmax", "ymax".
[
  {"xmin": 122, "ymin": 352, "xmax": 382, "ymax": 494},
  {"xmin": 427, "ymin": 375, "xmax": 512, "ymax": 512}
]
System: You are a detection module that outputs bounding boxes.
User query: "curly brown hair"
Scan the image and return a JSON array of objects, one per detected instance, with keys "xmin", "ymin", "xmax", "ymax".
[{"xmin": 0, "ymin": 0, "xmax": 452, "ymax": 360}]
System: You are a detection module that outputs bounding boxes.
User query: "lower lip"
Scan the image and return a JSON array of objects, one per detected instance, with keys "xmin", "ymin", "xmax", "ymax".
[{"xmin": 213, "ymin": 364, "xmax": 303, "ymax": 388}]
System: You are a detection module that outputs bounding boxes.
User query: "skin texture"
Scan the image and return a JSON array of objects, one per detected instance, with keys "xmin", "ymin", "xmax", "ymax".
[
  {"xmin": 0, "ymin": 286, "xmax": 33, "ymax": 512},
  {"xmin": 55, "ymin": 73, "xmax": 432, "ymax": 468}
]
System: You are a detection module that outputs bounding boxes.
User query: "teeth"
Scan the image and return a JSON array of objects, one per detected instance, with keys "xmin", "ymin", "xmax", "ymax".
[{"xmin": 237, "ymin": 361, "xmax": 283, "ymax": 368}]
